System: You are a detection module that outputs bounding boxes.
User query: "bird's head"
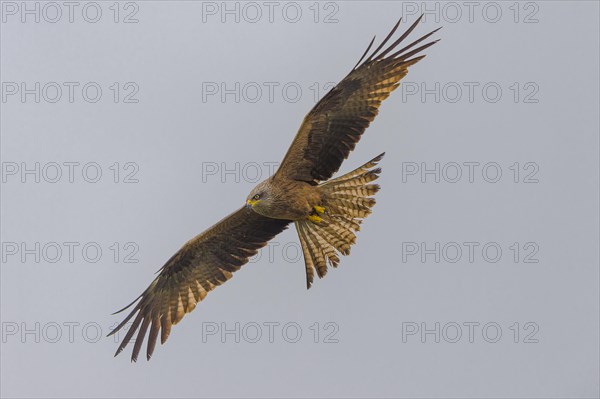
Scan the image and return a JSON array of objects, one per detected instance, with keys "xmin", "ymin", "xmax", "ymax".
[{"xmin": 245, "ymin": 179, "xmax": 274, "ymax": 213}]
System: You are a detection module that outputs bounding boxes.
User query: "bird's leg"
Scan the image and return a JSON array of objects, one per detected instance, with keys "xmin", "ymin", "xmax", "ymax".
[
  {"xmin": 307, "ymin": 205, "xmax": 326, "ymax": 223},
  {"xmin": 308, "ymin": 214, "xmax": 322, "ymax": 223},
  {"xmin": 308, "ymin": 205, "xmax": 325, "ymax": 223}
]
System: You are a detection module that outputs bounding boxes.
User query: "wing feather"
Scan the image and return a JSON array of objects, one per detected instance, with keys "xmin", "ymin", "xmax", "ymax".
[
  {"xmin": 276, "ymin": 16, "xmax": 440, "ymax": 182},
  {"xmin": 108, "ymin": 207, "xmax": 289, "ymax": 361}
]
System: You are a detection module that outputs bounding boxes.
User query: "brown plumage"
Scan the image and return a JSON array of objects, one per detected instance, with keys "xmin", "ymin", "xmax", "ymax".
[
  {"xmin": 109, "ymin": 208, "xmax": 288, "ymax": 361},
  {"xmin": 109, "ymin": 16, "xmax": 439, "ymax": 361},
  {"xmin": 277, "ymin": 15, "xmax": 440, "ymax": 182},
  {"xmin": 295, "ymin": 153, "xmax": 384, "ymax": 288}
]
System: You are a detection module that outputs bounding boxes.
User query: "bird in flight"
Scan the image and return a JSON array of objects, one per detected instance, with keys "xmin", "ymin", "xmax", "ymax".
[{"xmin": 109, "ymin": 15, "xmax": 440, "ymax": 361}]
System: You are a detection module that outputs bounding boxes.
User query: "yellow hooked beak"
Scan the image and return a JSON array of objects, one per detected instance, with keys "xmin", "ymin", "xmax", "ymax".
[{"xmin": 246, "ymin": 199, "xmax": 259, "ymax": 208}]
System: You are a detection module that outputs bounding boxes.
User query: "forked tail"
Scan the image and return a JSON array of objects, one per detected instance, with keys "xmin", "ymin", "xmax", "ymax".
[{"xmin": 295, "ymin": 153, "xmax": 384, "ymax": 288}]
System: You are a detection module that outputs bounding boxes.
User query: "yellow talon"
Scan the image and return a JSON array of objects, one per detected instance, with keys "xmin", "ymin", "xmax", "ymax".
[
  {"xmin": 308, "ymin": 214, "xmax": 322, "ymax": 223},
  {"xmin": 314, "ymin": 205, "xmax": 326, "ymax": 214}
]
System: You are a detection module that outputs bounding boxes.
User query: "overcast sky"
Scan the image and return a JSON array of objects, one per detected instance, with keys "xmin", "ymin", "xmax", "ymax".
[{"xmin": 1, "ymin": 1, "xmax": 599, "ymax": 398}]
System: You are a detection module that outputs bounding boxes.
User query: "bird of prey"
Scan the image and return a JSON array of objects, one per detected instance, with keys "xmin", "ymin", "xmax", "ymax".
[{"xmin": 109, "ymin": 15, "xmax": 439, "ymax": 361}]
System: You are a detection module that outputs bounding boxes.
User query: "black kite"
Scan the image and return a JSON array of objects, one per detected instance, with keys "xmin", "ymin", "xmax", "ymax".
[{"xmin": 109, "ymin": 16, "xmax": 440, "ymax": 361}]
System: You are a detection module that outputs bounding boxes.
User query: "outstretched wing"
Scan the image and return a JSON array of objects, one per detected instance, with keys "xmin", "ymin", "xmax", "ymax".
[
  {"xmin": 275, "ymin": 16, "xmax": 440, "ymax": 182},
  {"xmin": 108, "ymin": 207, "xmax": 289, "ymax": 362}
]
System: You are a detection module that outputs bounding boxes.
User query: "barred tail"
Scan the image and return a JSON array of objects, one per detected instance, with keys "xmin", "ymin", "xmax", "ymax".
[{"xmin": 295, "ymin": 153, "xmax": 383, "ymax": 288}]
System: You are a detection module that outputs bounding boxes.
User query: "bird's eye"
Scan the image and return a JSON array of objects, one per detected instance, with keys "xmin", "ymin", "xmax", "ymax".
[{"xmin": 253, "ymin": 194, "xmax": 260, "ymax": 200}]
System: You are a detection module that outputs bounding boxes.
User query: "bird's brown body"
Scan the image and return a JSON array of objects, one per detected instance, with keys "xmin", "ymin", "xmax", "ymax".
[
  {"xmin": 109, "ymin": 15, "xmax": 439, "ymax": 362},
  {"xmin": 247, "ymin": 177, "xmax": 322, "ymax": 221}
]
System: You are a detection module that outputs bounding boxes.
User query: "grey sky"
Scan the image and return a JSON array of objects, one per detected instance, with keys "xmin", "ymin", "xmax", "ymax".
[{"xmin": 1, "ymin": 1, "xmax": 599, "ymax": 398}]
